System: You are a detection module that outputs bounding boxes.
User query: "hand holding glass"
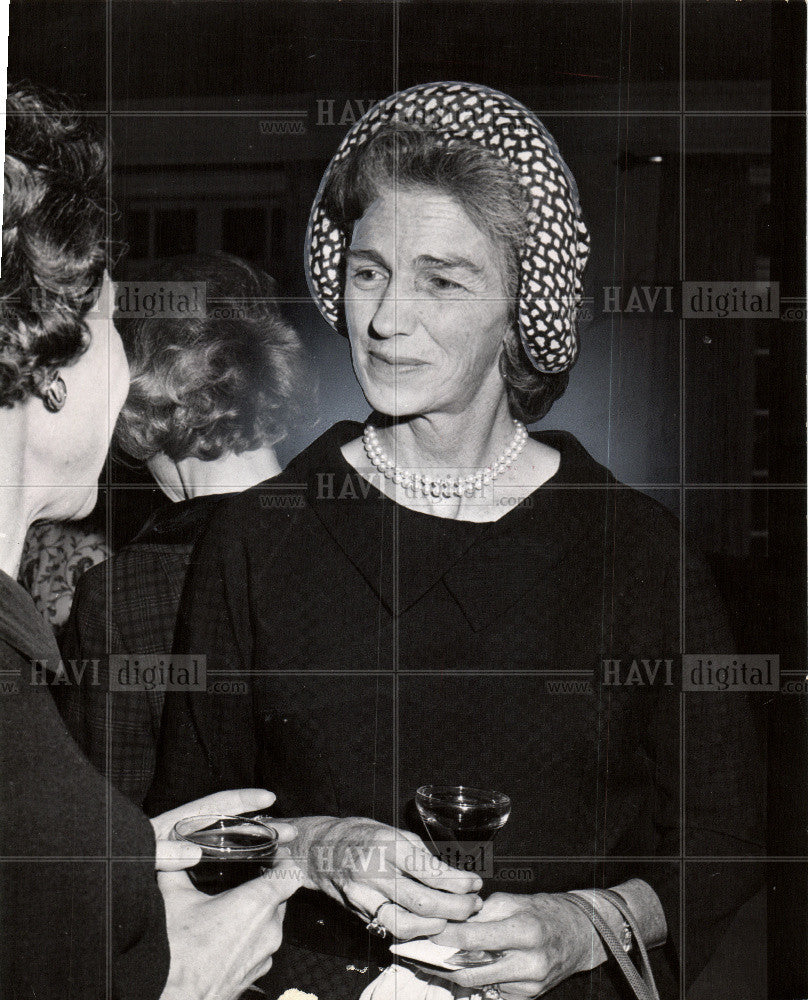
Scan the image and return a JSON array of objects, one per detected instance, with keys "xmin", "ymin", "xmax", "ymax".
[
  {"xmin": 171, "ymin": 814, "xmax": 279, "ymax": 895},
  {"xmin": 415, "ymin": 785, "xmax": 511, "ymax": 968}
]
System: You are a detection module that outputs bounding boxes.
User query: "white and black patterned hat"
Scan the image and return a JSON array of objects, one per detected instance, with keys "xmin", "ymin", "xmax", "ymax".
[{"xmin": 305, "ymin": 81, "xmax": 590, "ymax": 374}]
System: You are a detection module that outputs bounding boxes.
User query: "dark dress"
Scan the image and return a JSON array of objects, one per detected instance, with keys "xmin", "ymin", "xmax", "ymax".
[
  {"xmin": 56, "ymin": 494, "xmax": 227, "ymax": 804},
  {"xmin": 0, "ymin": 570, "xmax": 169, "ymax": 1000},
  {"xmin": 147, "ymin": 421, "xmax": 765, "ymax": 1000}
]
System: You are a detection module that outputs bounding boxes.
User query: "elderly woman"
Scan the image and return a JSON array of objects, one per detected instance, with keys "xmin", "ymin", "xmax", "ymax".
[
  {"xmin": 0, "ymin": 83, "xmax": 301, "ymax": 999},
  {"xmin": 149, "ymin": 84, "xmax": 764, "ymax": 999},
  {"xmin": 56, "ymin": 251, "xmax": 311, "ymax": 805}
]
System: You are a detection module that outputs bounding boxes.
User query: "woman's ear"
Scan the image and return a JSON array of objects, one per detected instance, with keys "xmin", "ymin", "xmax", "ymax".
[
  {"xmin": 41, "ymin": 373, "xmax": 68, "ymax": 413},
  {"xmin": 500, "ymin": 322, "xmax": 519, "ymax": 358}
]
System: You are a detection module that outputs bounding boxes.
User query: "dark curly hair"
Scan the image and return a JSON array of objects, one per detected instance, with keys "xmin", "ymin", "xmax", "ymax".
[
  {"xmin": 114, "ymin": 253, "xmax": 312, "ymax": 462},
  {"xmin": 1, "ymin": 82, "xmax": 107, "ymax": 408},
  {"xmin": 320, "ymin": 123, "xmax": 570, "ymax": 423}
]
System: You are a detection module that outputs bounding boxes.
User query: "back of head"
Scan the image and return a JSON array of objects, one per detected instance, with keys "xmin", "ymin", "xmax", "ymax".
[
  {"xmin": 1, "ymin": 82, "xmax": 106, "ymax": 408},
  {"xmin": 114, "ymin": 252, "xmax": 311, "ymax": 462}
]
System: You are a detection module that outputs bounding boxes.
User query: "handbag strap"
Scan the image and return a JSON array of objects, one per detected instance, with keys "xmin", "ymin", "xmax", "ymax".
[
  {"xmin": 598, "ymin": 887, "xmax": 661, "ymax": 999},
  {"xmin": 562, "ymin": 891, "xmax": 660, "ymax": 1000}
]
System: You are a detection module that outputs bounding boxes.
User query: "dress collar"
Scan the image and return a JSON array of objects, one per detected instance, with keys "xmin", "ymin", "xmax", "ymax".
[
  {"xmin": 132, "ymin": 493, "xmax": 229, "ymax": 547},
  {"xmin": 0, "ymin": 570, "xmax": 59, "ymax": 664},
  {"xmin": 298, "ymin": 422, "xmax": 613, "ymax": 626}
]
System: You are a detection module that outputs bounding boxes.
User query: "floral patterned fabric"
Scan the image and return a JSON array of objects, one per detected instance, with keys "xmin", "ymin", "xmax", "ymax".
[{"xmin": 18, "ymin": 521, "xmax": 111, "ymax": 637}]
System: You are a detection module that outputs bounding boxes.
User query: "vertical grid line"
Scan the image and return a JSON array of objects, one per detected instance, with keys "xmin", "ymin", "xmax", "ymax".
[
  {"xmin": 104, "ymin": 1, "xmax": 113, "ymax": 997},
  {"xmin": 678, "ymin": 1, "xmax": 687, "ymax": 996},
  {"xmin": 593, "ymin": 0, "xmax": 631, "ymax": 894},
  {"xmin": 391, "ymin": 0, "xmax": 401, "ymax": 921}
]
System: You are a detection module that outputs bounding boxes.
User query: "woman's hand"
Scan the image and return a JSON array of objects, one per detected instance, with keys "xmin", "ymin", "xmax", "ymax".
[
  {"xmin": 427, "ymin": 891, "xmax": 602, "ymax": 999},
  {"xmin": 292, "ymin": 816, "xmax": 483, "ymax": 940},
  {"xmin": 157, "ymin": 852, "xmax": 303, "ymax": 1000},
  {"xmin": 150, "ymin": 788, "xmax": 297, "ymax": 872}
]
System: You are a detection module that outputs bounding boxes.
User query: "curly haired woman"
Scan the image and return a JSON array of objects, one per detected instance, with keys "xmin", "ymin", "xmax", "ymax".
[{"xmin": 58, "ymin": 251, "xmax": 312, "ymax": 803}]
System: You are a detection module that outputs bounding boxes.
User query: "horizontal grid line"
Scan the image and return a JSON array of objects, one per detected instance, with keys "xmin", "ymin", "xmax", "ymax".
[
  {"xmin": 50, "ymin": 482, "xmax": 808, "ymax": 491},
  {"xmin": 2, "ymin": 854, "xmax": 804, "ymax": 864},
  {"xmin": 11, "ymin": 109, "xmax": 804, "ymax": 119},
  {"xmin": 201, "ymin": 669, "xmax": 596, "ymax": 677}
]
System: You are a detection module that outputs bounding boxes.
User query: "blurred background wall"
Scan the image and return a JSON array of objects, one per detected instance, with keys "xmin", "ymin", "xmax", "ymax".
[{"xmin": 7, "ymin": 2, "xmax": 789, "ymax": 480}]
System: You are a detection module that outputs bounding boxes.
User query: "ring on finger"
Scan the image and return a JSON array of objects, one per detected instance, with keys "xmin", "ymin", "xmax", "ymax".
[
  {"xmin": 480, "ymin": 988, "xmax": 503, "ymax": 1000},
  {"xmin": 366, "ymin": 900, "xmax": 396, "ymax": 939}
]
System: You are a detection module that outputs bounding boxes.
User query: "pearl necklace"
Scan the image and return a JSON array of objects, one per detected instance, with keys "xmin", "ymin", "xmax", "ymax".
[{"xmin": 362, "ymin": 419, "xmax": 528, "ymax": 499}]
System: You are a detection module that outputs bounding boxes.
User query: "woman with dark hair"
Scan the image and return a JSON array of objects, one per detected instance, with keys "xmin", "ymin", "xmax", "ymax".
[
  {"xmin": 0, "ymin": 83, "xmax": 301, "ymax": 1000},
  {"xmin": 149, "ymin": 84, "xmax": 764, "ymax": 1000},
  {"xmin": 57, "ymin": 252, "xmax": 311, "ymax": 804}
]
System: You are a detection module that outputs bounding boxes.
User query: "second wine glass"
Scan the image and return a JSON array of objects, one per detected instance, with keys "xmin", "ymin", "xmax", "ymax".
[{"xmin": 415, "ymin": 785, "xmax": 511, "ymax": 968}]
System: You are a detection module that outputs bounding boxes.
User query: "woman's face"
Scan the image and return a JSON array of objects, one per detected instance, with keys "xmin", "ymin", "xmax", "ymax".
[
  {"xmin": 344, "ymin": 185, "xmax": 512, "ymax": 419},
  {"xmin": 26, "ymin": 272, "xmax": 130, "ymax": 520}
]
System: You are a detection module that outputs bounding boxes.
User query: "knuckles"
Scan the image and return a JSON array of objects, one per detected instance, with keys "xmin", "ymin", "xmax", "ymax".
[
  {"xmin": 532, "ymin": 954, "xmax": 551, "ymax": 981},
  {"xmin": 488, "ymin": 892, "xmax": 513, "ymax": 907},
  {"xmin": 451, "ymin": 968, "xmax": 487, "ymax": 990}
]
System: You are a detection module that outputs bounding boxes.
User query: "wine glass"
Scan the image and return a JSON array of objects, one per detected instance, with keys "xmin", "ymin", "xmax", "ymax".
[
  {"xmin": 415, "ymin": 785, "xmax": 511, "ymax": 967},
  {"xmin": 171, "ymin": 814, "xmax": 278, "ymax": 895}
]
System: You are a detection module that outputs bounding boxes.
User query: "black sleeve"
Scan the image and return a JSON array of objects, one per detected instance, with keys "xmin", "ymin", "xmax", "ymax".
[
  {"xmin": 146, "ymin": 509, "xmax": 259, "ymax": 815},
  {"xmin": 646, "ymin": 546, "xmax": 765, "ymax": 989},
  {"xmin": 58, "ymin": 559, "xmax": 169, "ymax": 807},
  {"xmin": 0, "ymin": 642, "xmax": 170, "ymax": 1000},
  {"xmin": 682, "ymin": 549, "xmax": 765, "ymax": 985}
]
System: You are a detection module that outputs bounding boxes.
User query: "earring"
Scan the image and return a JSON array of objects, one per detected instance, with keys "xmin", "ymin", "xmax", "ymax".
[{"xmin": 42, "ymin": 373, "xmax": 67, "ymax": 413}]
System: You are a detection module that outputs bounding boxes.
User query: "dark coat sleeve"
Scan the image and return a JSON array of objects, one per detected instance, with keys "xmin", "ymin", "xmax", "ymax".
[
  {"xmin": 56, "ymin": 556, "xmax": 169, "ymax": 807},
  {"xmin": 146, "ymin": 507, "xmax": 260, "ymax": 815},
  {"xmin": 643, "ymin": 544, "xmax": 766, "ymax": 989},
  {"xmin": 0, "ymin": 639, "xmax": 170, "ymax": 1000}
]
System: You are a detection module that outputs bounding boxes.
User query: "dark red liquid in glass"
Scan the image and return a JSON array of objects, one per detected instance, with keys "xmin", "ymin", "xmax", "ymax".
[{"xmin": 187, "ymin": 829, "xmax": 277, "ymax": 895}]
